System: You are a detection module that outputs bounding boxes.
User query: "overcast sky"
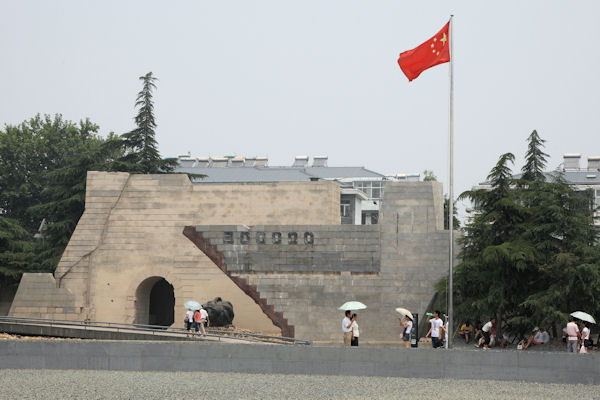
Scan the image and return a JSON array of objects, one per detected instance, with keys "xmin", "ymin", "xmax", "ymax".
[{"xmin": 2, "ymin": 1, "xmax": 599, "ymax": 215}]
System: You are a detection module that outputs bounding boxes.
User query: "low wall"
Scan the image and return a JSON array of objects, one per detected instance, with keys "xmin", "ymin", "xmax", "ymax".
[{"xmin": 1, "ymin": 341, "xmax": 598, "ymax": 384}]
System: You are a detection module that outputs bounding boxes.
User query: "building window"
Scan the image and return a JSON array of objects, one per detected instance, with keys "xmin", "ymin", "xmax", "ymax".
[
  {"xmin": 272, "ymin": 232, "xmax": 282, "ymax": 244},
  {"xmin": 372, "ymin": 181, "xmax": 383, "ymax": 200},
  {"xmin": 224, "ymin": 232, "xmax": 234, "ymax": 244},
  {"xmin": 361, "ymin": 211, "xmax": 379, "ymax": 225},
  {"xmin": 256, "ymin": 232, "xmax": 266, "ymax": 244},
  {"xmin": 288, "ymin": 232, "xmax": 298, "ymax": 244},
  {"xmin": 353, "ymin": 181, "xmax": 384, "ymax": 200},
  {"xmin": 240, "ymin": 231, "xmax": 250, "ymax": 244},
  {"xmin": 340, "ymin": 202, "xmax": 351, "ymax": 217}
]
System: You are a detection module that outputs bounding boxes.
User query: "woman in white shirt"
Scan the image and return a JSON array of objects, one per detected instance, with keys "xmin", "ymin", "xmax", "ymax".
[
  {"xmin": 401, "ymin": 316, "xmax": 413, "ymax": 349},
  {"xmin": 350, "ymin": 313, "xmax": 360, "ymax": 347},
  {"xmin": 581, "ymin": 322, "xmax": 590, "ymax": 353}
]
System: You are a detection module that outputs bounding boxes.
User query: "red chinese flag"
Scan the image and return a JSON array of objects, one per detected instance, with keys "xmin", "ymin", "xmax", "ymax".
[{"xmin": 398, "ymin": 21, "xmax": 450, "ymax": 81}]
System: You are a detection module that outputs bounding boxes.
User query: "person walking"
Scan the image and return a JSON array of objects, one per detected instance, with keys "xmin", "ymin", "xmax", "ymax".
[
  {"xmin": 565, "ymin": 318, "xmax": 580, "ymax": 353},
  {"xmin": 350, "ymin": 313, "xmax": 360, "ymax": 347},
  {"xmin": 193, "ymin": 309, "xmax": 202, "ymax": 334},
  {"xmin": 185, "ymin": 309, "xmax": 194, "ymax": 332},
  {"xmin": 342, "ymin": 310, "xmax": 354, "ymax": 346},
  {"xmin": 425, "ymin": 311, "xmax": 446, "ymax": 348},
  {"xmin": 580, "ymin": 322, "xmax": 590, "ymax": 354},
  {"xmin": 199, "ymin": 306, "xmax": 209, "ymax": 335},
  {"xmin": 401, "ymin": 316, "xmax": 413, "ymax": 349}
]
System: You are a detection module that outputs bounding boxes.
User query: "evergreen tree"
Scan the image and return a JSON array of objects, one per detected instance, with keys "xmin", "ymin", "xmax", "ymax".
[
  {"xmin": 29, "ymin": 130, "xmax": 120, "ymax": 270},
  {"xmin": 519, "ymin": 174, "xmax": 600, "ymax": 330},
  {"xmin": 0, "ymin": 216, "xmax": 41, "ymax": 283},
  {"xmin": 446, "ymin": 132, "xmax": 600, "ymax": 338},
  {"xmin": 454, "ymin": 153, "xmax": 534, "ymax": 333},
  {"xmin": 0, "ymin": 115, "xmax": 115, "ymax": 282},
  {"xmin": 444, "ymin": 196, "xmax": 460, "ymax": 230},
  {"xmin": 521, "ymin": 130, "xmax": 549, "ymax": 182},
  {"xmin": 110, "ymin": 72, "xmax": 178, "ymax": 173}
]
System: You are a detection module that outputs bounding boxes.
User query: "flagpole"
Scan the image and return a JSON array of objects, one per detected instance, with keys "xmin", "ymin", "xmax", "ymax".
[{"xmin": 447, "ymin": 14, "xmax": 454, "ymax": 349}]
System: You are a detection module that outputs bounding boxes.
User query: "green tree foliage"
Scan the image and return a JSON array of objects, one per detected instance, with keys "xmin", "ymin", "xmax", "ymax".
[
  {"xmin": 0, "ymin": 73, "xmax": 185, "ymax": 284},
  {"xmin": 0, "ymin": 115, "xmax": 116, "ymax": 281},
  {"xmin": 444, "ymin": 196, "xmax": 460, "ymax": 230},
  {"xmin": 423, "ymin": 170, "xmax": 437, "ymax": 182},
  {"xmin": 446, "ymin": 131, "xmax": 600, "ymax": 337},
  {"xmin": 109, "ymin": 72, "xmax": 178, "ymax": 173},
  {"xmin": 521, "ymin": 130, "xmax": 549, "ymax": 182},
  {"xmin": 28, "ymin": 132, "xmax": 122, "ymax": 270},
  {"xmin": 0, "ymin": 217, "xmax": 42, "ymax": 286}
]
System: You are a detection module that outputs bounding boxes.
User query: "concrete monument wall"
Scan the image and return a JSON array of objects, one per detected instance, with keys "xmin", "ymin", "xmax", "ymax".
[
  {"xmin": 10, "ymin": 172, "xmax": 453, "ymax": 343},
  {"xmin": 185, "ymin": 182, "xmax": 451, "ymax": 342},
  {"xmin": 10, "ymin": 172, "xmax": 340, "ymax": 335}
]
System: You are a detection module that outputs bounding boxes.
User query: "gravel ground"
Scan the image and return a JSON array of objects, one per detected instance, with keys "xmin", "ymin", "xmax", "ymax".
[{"xmin": 1, "ymin": 369, "xmax": 599, "ymax": 400}]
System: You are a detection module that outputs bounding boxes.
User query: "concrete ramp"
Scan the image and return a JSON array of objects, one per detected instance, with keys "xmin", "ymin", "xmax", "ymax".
[{"xmin": 0, "ymin": 317, "xmax": 309, "ymax": 345}]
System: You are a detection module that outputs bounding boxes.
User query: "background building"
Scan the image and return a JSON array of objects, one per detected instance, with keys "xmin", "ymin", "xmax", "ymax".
[
  {"xmin": 175, "ymin": 154, "xmax": 421, "ymax": 225},
  {"xmin": 471, "ymin": 153, "xmax": 600, "ymax": 224}
]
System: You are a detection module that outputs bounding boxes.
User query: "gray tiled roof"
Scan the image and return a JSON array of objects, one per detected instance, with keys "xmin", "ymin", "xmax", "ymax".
[
  {"xmin": 479, "ymin": 170, "xmax": 600, "ymax": 186},
  {"xmin": 175, "ymin": 166, "xmax": 385, "ymax": 183},
  {"xmin": 560, "ymin": 171, "xmax": 600, "ymax": 185}
]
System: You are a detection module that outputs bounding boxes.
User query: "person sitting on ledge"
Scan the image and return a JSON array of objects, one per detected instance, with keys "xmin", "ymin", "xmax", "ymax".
[
  {"xmin": 473, "ymin": 322, "xmax": 483, "ymax": 344},
  {"xmin": 457, "ymin": 321, "xmax": 474, "ymax": 344},
  {"xmin": 496, "ymin": 328, "xmax": 510, "ymax": 348},
  {"xmin": 522, "ymin": 327, "xmax": 549, "ymax": 349},
  {"xmin": 475, "ymin": 318, "xmax": 495, "ymax": 349}
]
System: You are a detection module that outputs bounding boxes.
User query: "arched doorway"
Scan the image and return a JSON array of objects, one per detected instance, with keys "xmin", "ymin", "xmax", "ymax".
[{"xmin": 135, "ymin": 276, "xmax": 175, "ymax": 327}]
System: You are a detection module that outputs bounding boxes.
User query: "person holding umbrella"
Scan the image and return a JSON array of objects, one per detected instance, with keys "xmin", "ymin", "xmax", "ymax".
[
  {"xmin": 567, "ymin": 311, "xmax": 596, "ymax": 352},
  {"xmin": 185, "ymin": 309, "xmax": 194, "ymax": 332},
  {"xmin": 183, "ymin": 300, "xmax": 202, "ymax": 333},
  {"xmin": 396, "ymin": 307, "xmax": 414, "ymax": 348},
  {"xmin": 580, "ymin": 322, "xmax": 591, "ymax": 353},
  {"xmin": 350, "ymin": 313, "xmax": 360, "ymax": 346},
  {"xmin": 342, "ymin": 310, "xmax": 354, "ymax": 346},
  {"xmin": 401, "ymin": 315, "xmax": 413, "ymax": 349},
  {"xmin": 338, "ymin": 301, "xmax": 366, "ymax": 346}
]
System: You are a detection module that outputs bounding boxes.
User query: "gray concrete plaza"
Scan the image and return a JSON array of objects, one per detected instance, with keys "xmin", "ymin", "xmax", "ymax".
[{"xmin": 0, "ymin": 369, "xmax": 599, "ymax": 400}]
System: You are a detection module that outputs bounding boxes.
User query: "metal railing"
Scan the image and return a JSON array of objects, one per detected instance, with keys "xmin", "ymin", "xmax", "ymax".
[{"xmin": 0, "ymin": 316, "xmax": 310, "ymax": 345}]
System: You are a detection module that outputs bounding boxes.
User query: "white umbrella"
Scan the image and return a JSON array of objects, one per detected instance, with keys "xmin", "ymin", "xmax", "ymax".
[
  {"xmin": 338, "ymin": 301, "xmax": 367, "ymax": 311},
  {"xmin": 395, "ymin": 307, "xmax": 414, "ymax": 320},
  {"xmin": 184, "ymin": 300, "xmax": 201, "ymax": 310},
  {"xmin": 570, "ymin": 311, "xmax": 596, "ymax": 324}
]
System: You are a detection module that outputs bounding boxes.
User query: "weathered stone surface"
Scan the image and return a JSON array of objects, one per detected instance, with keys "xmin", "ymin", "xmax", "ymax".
[
  {"xmin": 10, "ymin": 174, "xmax": 457, "ymax": 343},
  {"xmin": 10, "ymin": 173, "xmax": 340, "ymax": 336}
]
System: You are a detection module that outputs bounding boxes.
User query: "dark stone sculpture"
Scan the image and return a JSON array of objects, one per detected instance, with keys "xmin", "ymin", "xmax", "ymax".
[{"xmin": 203, "ymin": 297, "xmax": 234, "ymax": 327}]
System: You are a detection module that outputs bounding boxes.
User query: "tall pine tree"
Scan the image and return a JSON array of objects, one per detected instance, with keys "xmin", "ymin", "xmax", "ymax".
[
  {"xmin": 447, "ymin": 131, "xmax": 600, "ymax": 338},
  {"xmin": 521, "ymin": 130, "xmax": 549, "ymax": 182},
  {"xmin": 110, "ymin": 72, "xmax": 177, "ymax": 173}
]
